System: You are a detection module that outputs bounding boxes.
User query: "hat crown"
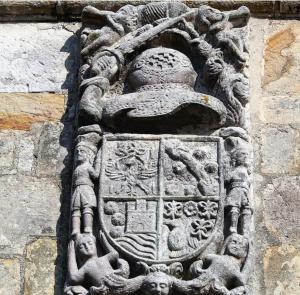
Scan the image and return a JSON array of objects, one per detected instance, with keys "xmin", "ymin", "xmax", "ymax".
[{"xmin": 128, "ymin": 48, "xmax": 197, "ymax": 92}]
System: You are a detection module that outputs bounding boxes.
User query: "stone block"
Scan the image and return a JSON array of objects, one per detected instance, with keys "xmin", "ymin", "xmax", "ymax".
[
  {"xmin": 0, "ymin": 93, "xmax": 65, "ymax": 131},
  {"xmin": 0, "ymin": 23, "xmax": 79, "ymax": 92},
  {"xmin": 17, "ymin": 136, "xmax": 35, "ymax": 174},
  {"xmin": 260, "ymin": 127, "xmax": 300, "ymax": 175},
  {"xmin": 24, "ymin": 237, "xmax": 65, "ymax": 295},
  {"xmin": 263, "ymin": 176, "xmax": 300, "ymax": 243},
  {"xmin": 260, "ymin": 96, "xmax": 300, "ymax": 124},
  {"xmin": 0, "ymin": 176, "xmax": 61, "ymax": 254},
  {"xmin": 35, "ymin": 122, "xmax": 64, "ymax": 177},
  {"xmin": 263, "ymin": 20, "xmax": 300, "ymax": 97},
  {"xmin": 0, "ymin": 132, "xmax": 16, "ymax": 171},
  {"xmin": 264, "ymin": 245, "xmax": 300, "ymax": 295},
  {"xmin": 0, "ymin": 258, "xmax": 20, "ymax": 295}
]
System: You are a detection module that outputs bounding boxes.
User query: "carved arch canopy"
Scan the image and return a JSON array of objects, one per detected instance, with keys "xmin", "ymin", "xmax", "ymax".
[{"xmin": 65, "ymin": 2, "xmax": 253, "ymax": 295}]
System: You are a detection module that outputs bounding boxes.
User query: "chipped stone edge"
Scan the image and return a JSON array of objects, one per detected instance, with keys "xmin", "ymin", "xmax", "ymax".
[{"xmin": 0, "ymin": 0, "xmax": 299, "ymax": 21}]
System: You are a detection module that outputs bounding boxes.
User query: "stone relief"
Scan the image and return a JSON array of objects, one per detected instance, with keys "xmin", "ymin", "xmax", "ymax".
[{"xmin": 65, "ymin": 2, "xmax": 253, "ymax": 295}]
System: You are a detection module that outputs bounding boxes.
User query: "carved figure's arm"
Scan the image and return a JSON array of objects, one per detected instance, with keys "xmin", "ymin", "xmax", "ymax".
[
  {"xmin": 89, "ymin": 148, "xmax": 102, "ymax": 179},
  {"xmin": 68, "ymin": 240, "xmax": 85, "ymax": 285}
]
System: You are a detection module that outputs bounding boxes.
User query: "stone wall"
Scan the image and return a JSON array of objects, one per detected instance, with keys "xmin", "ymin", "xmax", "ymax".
[
  {"xmin": 0, "ymin": 22, "xmax": 79, "ymax": 294},
  {"xmin": 249, "ymin": 18, "xmax": 300, "ymax": 295},
  {"xmin": 0, "ymin": 3, "xmax": 299, "ymax": 295}
]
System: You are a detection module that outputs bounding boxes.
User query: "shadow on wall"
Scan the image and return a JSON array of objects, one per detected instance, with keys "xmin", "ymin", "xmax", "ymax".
[{"xmin": 54, "ymin": 27, "xmax": 81, "ymax": 295}]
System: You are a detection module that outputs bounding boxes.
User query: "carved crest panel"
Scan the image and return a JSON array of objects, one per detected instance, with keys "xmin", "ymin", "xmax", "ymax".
[
  {"xmin": 65, "ymin": 2, "xmax": 253, "ymax": 295},
  {"xmin": 99, "ymin": 135, "xmax": 224, "ymax": 263}
]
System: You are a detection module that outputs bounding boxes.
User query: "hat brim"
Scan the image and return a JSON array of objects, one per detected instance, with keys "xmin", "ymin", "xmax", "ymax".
[{"xmin": 103, "ymin": 89, "xmax": 227, "ymax": 130}]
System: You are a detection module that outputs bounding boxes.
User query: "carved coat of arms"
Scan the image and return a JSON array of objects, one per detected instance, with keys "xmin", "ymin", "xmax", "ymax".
[
  {"xmin": 99, "ymin": 135, "xmax": 224, "ymax": 263},
  {"xmin": 65, "ymin": 2, "xmax": 253, "ymax": 295}
]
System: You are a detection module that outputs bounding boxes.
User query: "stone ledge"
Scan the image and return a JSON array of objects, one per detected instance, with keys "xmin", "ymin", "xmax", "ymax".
[{"xmin": 0, "ymin": 0, "xmax": 299, "ymax": 21}]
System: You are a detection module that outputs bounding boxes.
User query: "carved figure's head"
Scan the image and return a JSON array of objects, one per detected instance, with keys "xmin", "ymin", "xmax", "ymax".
[
  {"xmin": 196, "ymin": 5, "xmax": 225, "ymax": 32},
  {"xmin": 204, "ymin": 54, "xmax": 224, "ymax": 79},
  {"xmin": 114, "ymin": 5, "xmax": 139, "ymax": 33},
  {"xmin": 75, "ymin": 143, "xmax": 96, "ymax": 164},
  {"xmin": 231, "ymin": 147, "xmax": 250, "ymax": 168},
  {"xmin": 143, "ymin": 272, "xmax": 172, "ymax": 295},
  {"xmin": 75, "ymin": 234, "xmax": 97, "ymax": 258},
  {"xmin": 225, "ymin": 233, "xmax": 248, "ymax": 259}
]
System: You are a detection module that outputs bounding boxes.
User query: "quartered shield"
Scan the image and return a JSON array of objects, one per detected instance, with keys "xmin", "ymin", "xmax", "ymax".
[{"xmin": 99, "ymin": 134, "xmax": 224, "ymax": 264}]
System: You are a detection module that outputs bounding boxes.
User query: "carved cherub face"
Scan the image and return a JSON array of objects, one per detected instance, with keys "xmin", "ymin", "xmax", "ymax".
[
  {"xmin": 143, "ymin": 272, "xmax": 171, "ymax": 295},
  {"xmin": 226, "ymin": 234, "xmax": 248, "ymax": 259},
  {"xmin": 76, "ymin": 234, "xmax": 97, "ymax": 258}
]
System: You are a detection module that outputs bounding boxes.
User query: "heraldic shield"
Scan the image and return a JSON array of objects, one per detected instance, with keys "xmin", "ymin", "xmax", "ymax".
[{"xmin": 99, "ymin": 134, "xmax": 224, "ymax": 264}]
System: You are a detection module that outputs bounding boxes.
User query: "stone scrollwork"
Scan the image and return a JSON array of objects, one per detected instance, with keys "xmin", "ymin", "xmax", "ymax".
[{"xmin": 65, "ymin": 2, "xmax": 253, "ymax": 295}]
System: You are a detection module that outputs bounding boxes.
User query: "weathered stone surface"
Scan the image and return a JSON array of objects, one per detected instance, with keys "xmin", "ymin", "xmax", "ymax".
[
  {"xmin": 0, "ymin": 132, "xmax": 16, "ymax": 171},
  {"xmin": 24, "ymin": 237, "xmax": 64, "ymax": 295},
  {"xmin": 17, "ymin": 136, "xmax": 35, "ymax": 173},
  {"xmin": 0, "ymin": 23, "xmax": 79, "ymax": 92},
  {"xmin": 0, "ymin": 93, "xmax": 65, "ymax": 130},
  {"xmin": 260, "ymin": 127, "xmax": 300, "ymax": 175},
  {"xmin": 35, "ymin": 122, "xmax": 64, "ymax": 177},
  {"xmin": 263, "ymin": 21, "xmax": 300, "ymax": 96},
  {"xmin": 0, "ymin": 176, "xmax": 61, "ymax": 254},
  {"xmin": 0, "ymin": 258, "xmax": 20, "ymax": 295},
  {"xmin": 264, "ymin": 245, "xmax": 300, "ymax": 295},
  {"xmin": 260, "ymin": 96, "xmax": 300, "ymax": 124},
  {"xmin": 263, "ymin": 176, "xmax": 300, "ymax": 243}
]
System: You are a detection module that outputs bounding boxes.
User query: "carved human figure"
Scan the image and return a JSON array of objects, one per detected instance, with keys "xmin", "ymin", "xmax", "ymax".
[
  {"xmin": 66, "ymin": 232, "xmax": 130, "ymax": 294},
  {"xmin": 78, "ymin": 52, "xmax": 120, "ymax": 125},
  {"xmin": 71, "ymin": 143, "xmax": 100, "ymax": 235},
  {"xmin": 81, "ymin": 5, "xmax": 139, "ymax": 58},
  {"xmin": 195, "ymin": 5, "xmax": 250, "ymax": 65},
  {"xmin": 226, "ymin": 147, "xmax": 251, "ymax": 236},
  {"xmin": 186, "ymin": 233, "xmax": 250, "ymax": 295}
]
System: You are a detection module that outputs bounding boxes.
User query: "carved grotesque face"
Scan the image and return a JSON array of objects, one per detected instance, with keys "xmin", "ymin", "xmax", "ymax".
[
  {"xmin": 226, "ymin": 234, "xmax": 248, "ymax": 259},
  {"xmin": 76, "ymin": 235, "xmax": 97, "ymax": 258},
  {"xmin": 143, "ymin": 272, "xmax": 171, "ymax": 295},
  {"xmin": 204, "ymin": 55, "xmax": 224, "ymax": 77}
]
